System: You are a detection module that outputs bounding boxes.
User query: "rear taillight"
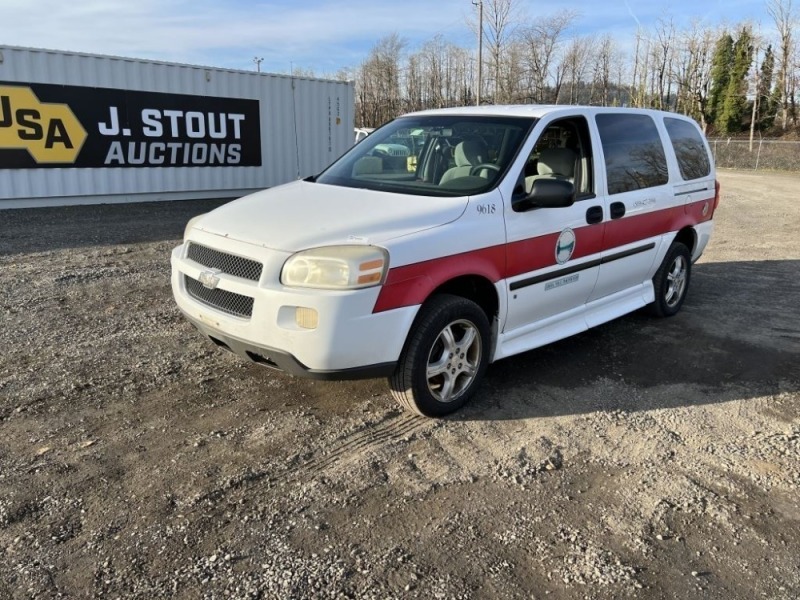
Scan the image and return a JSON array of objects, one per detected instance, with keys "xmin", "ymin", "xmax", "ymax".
[{"xmin": 713, "ymin": 180, "xmax": 721, "ymax": 214}]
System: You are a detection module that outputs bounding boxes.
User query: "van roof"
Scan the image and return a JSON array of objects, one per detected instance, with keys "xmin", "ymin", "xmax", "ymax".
[{"xmin": 402, "ymin": 104, "xmax": 694, "ymax": 121}]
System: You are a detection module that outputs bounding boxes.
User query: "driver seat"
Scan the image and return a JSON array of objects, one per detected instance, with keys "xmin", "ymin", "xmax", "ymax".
[
  {"xmin": 440, "ymin": 139, "xmax": 489, "ymax": 184},
  {"xmin": 526, "ymin": 147, "xmax": 576, "ymax": 193}
]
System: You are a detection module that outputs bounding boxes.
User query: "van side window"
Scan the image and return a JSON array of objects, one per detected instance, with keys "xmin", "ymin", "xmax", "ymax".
[
  {"xmin": 664, "ymin": 117, "xmax": 711, "ymax": 180},
  {"xmin": 523, "ymin": 116, "xmax": 594, "ymax": 199},
  {"xmin": 596, "ymin": 114, "xmax": 668, "ymax": 195}
]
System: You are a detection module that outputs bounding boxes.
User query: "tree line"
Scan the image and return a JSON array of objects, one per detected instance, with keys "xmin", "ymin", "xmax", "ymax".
[{"xmin": 348, "ymin": 0, "xmax": 798, "ymax": 136}]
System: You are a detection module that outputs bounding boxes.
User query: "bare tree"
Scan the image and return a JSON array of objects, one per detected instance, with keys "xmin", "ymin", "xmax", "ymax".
[
  {"xmin": 472, "ymin": 0, "xmax": 523, "ymax": 103},
  {"xmin": 794, "ymin": 36, "xmax": 800, "ymax": 126},
  {"xmin": 748, "ymin": 31, "xmax": 767, "ymax": 147},
  {"xmin": 350, "ymin": 7, "xmax": 798, "ymax": 134},
  {"xmin": 404, "ymin": 37, "xmax": 476, "ymax": 111},
  {"xmin": 767, "ymin": 0, "xmax": 797, "ymax": 129},
  {"xmin": 450, "ymin": 45, "xmax": 476, "ymax": 106},
  {"xmin": 519, "ymin": 10, "xmax": 579, "ymax": 103},
  {"xmin": 355, "ymin": 34, "xmax": 406, "ymax": 127},
  {"xmin": 630, "ymin": 30, "xmax": 652, "ymax": 107},
  {"xmin": 653, "ymin": 17, "xmax": 677, "ymax": 109},
  {"xmin": 422, "ymin": 35, "xmax": 447, "ymax": 108},
  {"xmin": 500, "ymin": 40, "xmax": 527, "ymax": 103},
  {"xmin": 405, "ymin": 53, "xmax": 424, "ymax": 113},
  {"xmin": 590, "ymin": 34, "xmax": 615, "ymax": 106},
  {"xmin": 672, "ymin": 23, "xmax": 716, "ymax": 130},
  {"xmin": 562, "ymin": 35, "xmax": 595, "ymax": 104}
]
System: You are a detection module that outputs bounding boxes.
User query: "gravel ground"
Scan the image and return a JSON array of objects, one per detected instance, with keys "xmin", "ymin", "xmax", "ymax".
[{"xmin": 0, "ymin": 170, "xmax": 798, "ymax": 599}]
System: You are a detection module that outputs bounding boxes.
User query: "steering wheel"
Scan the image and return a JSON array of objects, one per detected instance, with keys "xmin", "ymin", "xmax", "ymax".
[{"xmin": 470, "ymin": 163, "xmax": 501, "ymax": 177}]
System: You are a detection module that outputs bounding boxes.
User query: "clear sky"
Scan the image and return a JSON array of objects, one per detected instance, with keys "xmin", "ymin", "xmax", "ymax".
[{"xmin": 0, "ymin": 0, "xmax": 779, "ymax": 76}]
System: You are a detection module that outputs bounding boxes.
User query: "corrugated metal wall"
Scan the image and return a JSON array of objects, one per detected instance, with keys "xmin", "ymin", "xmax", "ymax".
[{"xmin": 0, "ymin": 46, "xmax": 355, "ymax": 207}]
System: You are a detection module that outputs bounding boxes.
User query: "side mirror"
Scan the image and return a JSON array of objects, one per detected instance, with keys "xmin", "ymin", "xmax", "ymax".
[{"xmin": 512, "ymin": 179, "xmax": 575, "ymax": 212}]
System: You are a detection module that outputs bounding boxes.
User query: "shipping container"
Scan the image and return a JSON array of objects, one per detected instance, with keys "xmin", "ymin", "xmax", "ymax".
[{"xmin": 0, "ymin": 45, "xmax": 355, "ymax": 208}]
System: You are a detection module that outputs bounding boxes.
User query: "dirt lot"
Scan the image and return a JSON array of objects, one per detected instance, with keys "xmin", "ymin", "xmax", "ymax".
[{"xmin": 1, "ymin": 170, "xmax": 798, "ymax": 599}]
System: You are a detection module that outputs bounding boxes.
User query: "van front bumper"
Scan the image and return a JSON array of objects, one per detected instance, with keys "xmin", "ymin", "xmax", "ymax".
[{"xmin": 181, "ymin": 311, "xmax": 396, "ymax": 380}]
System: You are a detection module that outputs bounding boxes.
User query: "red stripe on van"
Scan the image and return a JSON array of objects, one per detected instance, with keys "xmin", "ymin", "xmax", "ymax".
[
  {"xmin": 505, "ymin": 224, "xmax": 605, "ymax": 279},
  {"xmin": 602, "ymin": 199, "xmax": 713, "ymax": 249},
  {"xmin": 372, "ymin": 246, "xmax": 506, "ymax": 314},
  {"xmin": 373, "ymin": 199, "xmax": 713, "ymax": 313},
  {"xmin": 603, "ymin": 206, "xmax": 682, "ymax": 249}
]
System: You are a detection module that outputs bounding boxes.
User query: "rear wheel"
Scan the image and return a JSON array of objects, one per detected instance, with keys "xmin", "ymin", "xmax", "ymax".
[
  {"xmin": 389, "ymin": 294, "xmax": 490, "ymax": 417},
  {"xmin": 648, "ymin": 242, "xmax": 691, "ymax": 317}
]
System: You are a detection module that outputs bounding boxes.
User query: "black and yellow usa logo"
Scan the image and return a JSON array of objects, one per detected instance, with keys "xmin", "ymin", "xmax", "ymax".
[{"xmin": 0, "ymin": 85, "xmax": 87, "ymax": 164}]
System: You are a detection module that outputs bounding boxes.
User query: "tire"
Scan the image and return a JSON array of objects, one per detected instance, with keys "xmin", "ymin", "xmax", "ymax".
[
  {"xmin": 389, "ymin": 294, "xmax": 490, "ymax": 417},
  {"xmin": 648, "ymin": 242, "xmax": 691, "ymax": 317}
]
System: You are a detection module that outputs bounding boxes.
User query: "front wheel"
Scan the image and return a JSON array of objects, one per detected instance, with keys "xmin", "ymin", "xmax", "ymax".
[
  {"xmin": 648, "ymin": 242, "xmax": 691, "ymax": 317},
  {"xmin": 389, "ymin": 294, "xmax": 490, "ymax": 417}
]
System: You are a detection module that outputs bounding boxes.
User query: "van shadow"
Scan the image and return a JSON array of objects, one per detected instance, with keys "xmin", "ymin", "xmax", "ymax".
[
  {"xmin": 0, "ymin": 198, "xmax": 232, "ymax": 256},
  {"xmin": 453, "ymin": 259, "xmax": 800, "ymax": 422}
]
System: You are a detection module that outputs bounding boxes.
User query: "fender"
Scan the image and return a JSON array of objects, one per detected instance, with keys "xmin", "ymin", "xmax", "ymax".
[{"xmin": 373, "ymin": 246, "xmax": 506, "ymax": 313}]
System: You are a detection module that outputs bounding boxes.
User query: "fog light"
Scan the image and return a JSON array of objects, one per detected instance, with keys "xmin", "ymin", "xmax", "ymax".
[{"xmin": 295, "ymin": 307, "xmax": 319, "ymax": 330}]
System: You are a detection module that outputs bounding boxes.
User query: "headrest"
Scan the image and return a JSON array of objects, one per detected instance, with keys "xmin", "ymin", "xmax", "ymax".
[
  {"xmin": 537, "ymin": 147, "xmax": 576, "ymax": 177},
  {"xmin": 352, "ymin": 156, "xmax": 382, "ymax": 176},
  {"xmin": 454, "ymin": 139, "xmax": 488, "ymax": 167}
]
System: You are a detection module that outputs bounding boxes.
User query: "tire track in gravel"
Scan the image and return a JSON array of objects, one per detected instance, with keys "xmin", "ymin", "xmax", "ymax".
[
  {"xmin": 279, "ymin": 411, "xmax": 431, "ymax": 481},
  {"xmin": 187, "ymin": 411, "xmax": 432, "ymax": 508}
]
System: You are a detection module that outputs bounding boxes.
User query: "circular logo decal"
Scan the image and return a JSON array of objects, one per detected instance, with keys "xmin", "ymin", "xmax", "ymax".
[{"xmin": 555, "ymin": 228, "xmax": 576, "ymax": 264}]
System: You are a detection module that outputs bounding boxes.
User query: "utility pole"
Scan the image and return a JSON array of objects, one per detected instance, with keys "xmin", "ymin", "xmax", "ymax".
[
  {"xmin": 253, "ymin": 56, "xmax": 264, "ymax": 73},
  {"xmin": 472, "ymin": 0, "xmax": 483, "ymax": 106}
]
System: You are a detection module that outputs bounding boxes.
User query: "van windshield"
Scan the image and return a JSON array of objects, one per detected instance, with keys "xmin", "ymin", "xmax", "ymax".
[{"xmin": 316, "ymin": 115, "xmax": 536, "ymax": 197}]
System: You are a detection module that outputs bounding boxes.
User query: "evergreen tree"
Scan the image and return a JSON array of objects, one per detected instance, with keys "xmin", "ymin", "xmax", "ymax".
[
  {"xmin": 768, "ymin": 85, "xmax": 783, "ymax": 131},
  {"xmin": 707, "ymin": 32, "xmax": 733, "ymax": 127},
  {"xmin": 757, "ymin": 45, "xmax": 776, "ymax": 131},
  {"xmin": 716, "ymin": 27, "xmax": 753, "ymax": 134}
]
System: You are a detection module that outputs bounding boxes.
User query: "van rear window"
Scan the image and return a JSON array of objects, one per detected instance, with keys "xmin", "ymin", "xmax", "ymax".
[{"xmin": 664, "ymin": 117, "xmax": 711, "ymax": 180}]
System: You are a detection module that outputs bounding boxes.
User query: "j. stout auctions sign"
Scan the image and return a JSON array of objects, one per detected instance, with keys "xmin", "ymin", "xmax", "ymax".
[{"xmin": 0, "ymin": 82, "xmax": 262, "ymax": 168}]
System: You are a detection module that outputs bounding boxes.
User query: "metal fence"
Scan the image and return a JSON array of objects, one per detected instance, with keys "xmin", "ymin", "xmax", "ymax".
[{"xmin": 709, "ymin": 139, "xmax": 800, "ymax": 172}]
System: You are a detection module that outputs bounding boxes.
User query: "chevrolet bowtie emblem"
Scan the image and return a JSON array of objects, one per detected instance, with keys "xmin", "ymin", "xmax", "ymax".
[{"xmin": 198, "ymin": 270, "xmax": 221, "ymax": 290}]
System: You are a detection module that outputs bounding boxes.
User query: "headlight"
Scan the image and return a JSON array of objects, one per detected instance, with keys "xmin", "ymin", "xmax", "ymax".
[
  {"xmin": 281, "ymin": 245, "xmax": 389, "ymax": 290},
  {"xmin": 183, "ymin": 214, "xmax": 206, "ymax": 241}
]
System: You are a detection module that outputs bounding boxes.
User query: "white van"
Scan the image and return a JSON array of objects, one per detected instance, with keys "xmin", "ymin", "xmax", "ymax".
[
  {"xmin": 354, "ymin": 127, "xmax": 374, "ymax": 144},
  {"xmin": 172, "ymin": 105, "xmax": 718, "ymax": 416}
]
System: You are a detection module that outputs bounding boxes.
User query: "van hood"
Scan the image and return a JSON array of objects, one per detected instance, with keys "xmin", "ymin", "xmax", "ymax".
[{"xmin": 192, "ymin": 180, "xmax": 468, "ymax": 251}]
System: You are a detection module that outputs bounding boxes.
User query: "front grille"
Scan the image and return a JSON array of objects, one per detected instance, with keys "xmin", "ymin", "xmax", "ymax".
[
  {"xmin": 187, "ymin": 242, "xmax": 263, "ymax": 281},
  {"xmin": 386, "ymin": 148, "xmax": 408, "ymax": 157},
  {"xmin": 184, "ymin": 275, "xmax": 254, "ymax": 318}
]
